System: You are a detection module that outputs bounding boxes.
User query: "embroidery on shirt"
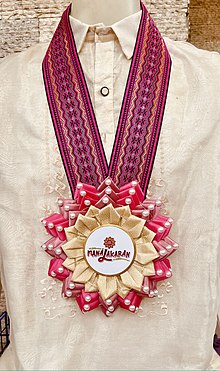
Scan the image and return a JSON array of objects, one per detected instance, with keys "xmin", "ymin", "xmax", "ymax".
[
  {"xmin": 39, "ymin": 277, "xmax": 78, "ymax": 320},
  {"xmin": 137, "ymin": 281, "xmax": 173, "ymax": 317}
]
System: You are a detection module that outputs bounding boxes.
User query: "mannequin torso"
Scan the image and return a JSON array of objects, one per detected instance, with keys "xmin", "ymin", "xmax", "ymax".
[{"xmin": 70, "ymin": 0, "xmax": 141, "ymax": 25}]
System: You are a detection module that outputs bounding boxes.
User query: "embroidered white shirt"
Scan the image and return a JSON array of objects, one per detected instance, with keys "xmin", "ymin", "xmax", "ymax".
[{"xmin": 0, "ymin": 6, "xmax": 220, "ymax": 371}]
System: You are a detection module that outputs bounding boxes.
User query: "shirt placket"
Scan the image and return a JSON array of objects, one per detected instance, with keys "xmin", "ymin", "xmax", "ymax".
[{"xmin": 93, "ymin": 32, "xmax": 115, "ymax": 165}]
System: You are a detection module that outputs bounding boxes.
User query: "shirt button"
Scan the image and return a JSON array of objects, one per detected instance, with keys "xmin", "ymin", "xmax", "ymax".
[{"xmin": 100, "ymin": 86, "xmax": 109, "ymax": 97}]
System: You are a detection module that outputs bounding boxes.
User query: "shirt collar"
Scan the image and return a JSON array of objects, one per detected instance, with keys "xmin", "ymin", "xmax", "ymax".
[{"xmin": 69, "ymin": 10, "xmax": 142, "ymax": 60}]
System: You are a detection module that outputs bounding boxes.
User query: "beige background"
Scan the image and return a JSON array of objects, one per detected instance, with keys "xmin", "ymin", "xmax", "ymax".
[
  {"xmin": 189, "ymin": 0, "xmax": 220, "ymax": 53},
  {"xmin": 0, "ymin": 0, "xmax": 189, "ymax": 58}
]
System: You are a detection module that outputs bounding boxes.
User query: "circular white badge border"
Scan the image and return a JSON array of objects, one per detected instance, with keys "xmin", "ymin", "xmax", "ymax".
[{"xmin": 83, "ymin": 224, "xmax": 136, "ymax": 277}]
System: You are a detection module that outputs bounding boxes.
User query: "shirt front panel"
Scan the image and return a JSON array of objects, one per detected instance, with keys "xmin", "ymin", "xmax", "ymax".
[{"xmin": 74, "ymin": 26, "xmax": 131, "ymax": 164}]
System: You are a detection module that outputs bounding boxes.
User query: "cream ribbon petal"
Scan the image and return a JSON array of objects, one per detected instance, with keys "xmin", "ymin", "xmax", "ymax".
[
  {"xmin": 75, "ymin": 256, "xmax": 84, "ymax": 263},
  {"xmin": 62, "ymin": 236, "xmax": 85, "ymax": 256},
  {"xmin": 116, "ymin": 277, "xmax": 130, "ymax": 298},
  {"xmin": 75, "ymin": 214, "xmax": 100, "ymax": 237},
  {"xmin": 98, "ymin": 204, "xmax": 121, "ymax": 225},
  {"xmin": 85, "ymin": 273, "xmax": 98, "ymax": 292},
  {"xmin": 65, "ymin": 248, "xmax": 84, "ymax": 259},
  {"xmin": 85, "ymin": 205, "xmax": 100, "ymax": 218},
  {"xmin": 85, "ymin": 205, "xmax": 101, "ymax": 224},
  {"xmin": 141, "ymin": 226, "xmax": 156, "ymax": 242},
  {"xmin": 64, "ymin": 226, "xmax": 79, "ymax": 241},
  {"xmin": 143, "ymin": 262, "xmax": 155, "ymax": 276},
  {"xmin": 135, "ymin": 235, "xmax": 151, "ymax": 246},
  {"xmin": 115, "ymin": 205, "xmax": 131, "ymax": 220},
  {"xmin": 135, "ymin": 240, "xmax": 159, "ymax": 264},
  {"xmin": 120, "ymin": 265, "xmax": 144, "ymax": 290},
  {"xmin": 121, "ymin": 215, "xmax": 145, "ymax": 238},
  {"xmin": 132, "ymin": 261, "xmax": 144, "ymax": 271},
  {"xmin": 97, "ymin": 275, "xmax": 118, "ymax": 300},
  {"xmin": 72, "ymin": 260, "xmax": 95, "ymax": 283},
  {"xmin": 62, "ymin": 258, "xmax": 76, "ymax": 272}
]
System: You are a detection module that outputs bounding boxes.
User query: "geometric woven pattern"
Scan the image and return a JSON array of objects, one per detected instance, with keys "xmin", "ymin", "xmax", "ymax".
[{"xmin": 43, "ymin": 1, "xmax": 172, "ymax": 197}]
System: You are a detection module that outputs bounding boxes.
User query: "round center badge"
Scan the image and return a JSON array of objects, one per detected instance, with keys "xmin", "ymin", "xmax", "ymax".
[{"xmin": 84, "ymin": 225, "xmax": 135, "ymax": 276}]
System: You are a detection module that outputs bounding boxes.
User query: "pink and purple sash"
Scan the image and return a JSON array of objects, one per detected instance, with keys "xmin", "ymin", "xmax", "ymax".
[{"xmin": 42, "ymin": 0, "xmax": 171, "ymax": 197}]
